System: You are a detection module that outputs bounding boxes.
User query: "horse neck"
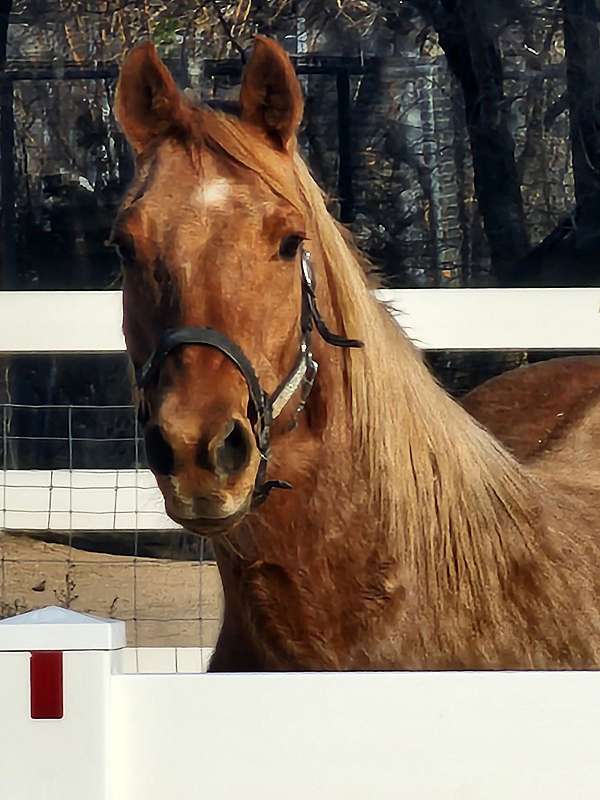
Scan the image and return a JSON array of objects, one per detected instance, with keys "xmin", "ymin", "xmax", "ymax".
[
  {"xmin": 273, "ymin": 269, "xmax": 542, "ymax": 604},
  {"xmin": 216, "ymin": 309, "xmax": 546, "ymax": 669}
]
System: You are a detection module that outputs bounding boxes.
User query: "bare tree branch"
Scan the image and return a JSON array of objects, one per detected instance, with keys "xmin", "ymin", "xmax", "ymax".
[{"xmin": 208, "ymin": 0, "xmax": 247, "ymax": 62}]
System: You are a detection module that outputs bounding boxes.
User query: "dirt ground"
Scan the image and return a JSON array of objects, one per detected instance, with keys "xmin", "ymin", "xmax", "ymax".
[{"xmin": 0, "ymin": 532, "xmax": 224, "ymax": 647}]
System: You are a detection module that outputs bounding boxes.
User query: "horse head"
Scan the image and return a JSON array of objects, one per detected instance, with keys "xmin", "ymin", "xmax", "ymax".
[{"xmin": 113, "ymin": 37, "xmax": 360, "ymax": 534}]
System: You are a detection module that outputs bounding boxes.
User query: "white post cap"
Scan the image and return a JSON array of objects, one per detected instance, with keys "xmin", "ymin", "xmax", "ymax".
[{"xmin": 0, "ymin": 606, "xmax": 126, "ymax": 651}]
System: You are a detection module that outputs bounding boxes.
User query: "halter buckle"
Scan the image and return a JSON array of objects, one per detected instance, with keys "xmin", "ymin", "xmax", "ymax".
[
  {"xmin": 301, "ymin": 249, "xmax": 315, "ymax": 290},
  {"xmin": 296, "ymin": 351, "xmax": 318, "ymax": 417}
]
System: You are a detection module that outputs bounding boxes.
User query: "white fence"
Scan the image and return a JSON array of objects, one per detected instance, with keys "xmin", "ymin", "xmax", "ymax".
[
  {"xmin": 2, "ymin": 293, "xmax": 600, "ymax": 797},
  {"xmin": 2, "ymin": 605, "xmax": 600, "ymax": 799},
  {"xmin": 2, "ymin": 288, "xmax": 600, "ymax": 532},
  {"xmin": 1, "ymin": 469, "xmax": 179, "ymax": 531},
  {"xmin": 2, "ymin": 288, "xmax": 600, "ymax": 352}
]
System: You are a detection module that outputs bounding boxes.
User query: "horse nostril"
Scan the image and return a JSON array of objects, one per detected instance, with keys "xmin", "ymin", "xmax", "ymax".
[
  {"xmin": 144, "ymin": 425, "xmax": 175, "ymax": 476},
  {"xmin": 211, "ymin": 419, "xmax": 251, "ymax": 476}
]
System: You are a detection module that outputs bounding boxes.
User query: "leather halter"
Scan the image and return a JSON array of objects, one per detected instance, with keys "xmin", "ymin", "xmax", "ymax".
[{"xmin": 135, "ymin": 248, "xmax": 363, "ymax": 507}]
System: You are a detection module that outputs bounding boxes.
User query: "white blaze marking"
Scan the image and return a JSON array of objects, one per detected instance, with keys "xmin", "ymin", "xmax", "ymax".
[{"xmin": 193, "ymin": 178, "xmax": 231, "ymax": 210}]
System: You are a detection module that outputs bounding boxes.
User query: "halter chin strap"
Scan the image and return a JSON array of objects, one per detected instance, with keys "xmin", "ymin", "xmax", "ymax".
[{"xmin": 135, "ymin": 248, "xmax": 363, "ymax": 507}]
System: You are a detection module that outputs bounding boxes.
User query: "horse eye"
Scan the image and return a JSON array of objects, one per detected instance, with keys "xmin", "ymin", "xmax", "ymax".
[{"xmin": 279, "ymin": 234, "xmax": 304, "ymax": 261}]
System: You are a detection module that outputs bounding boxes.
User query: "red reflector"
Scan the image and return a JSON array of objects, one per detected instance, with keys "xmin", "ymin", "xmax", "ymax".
[{"xmin": 30, "ymin": 651, "xmax": 63, "ymax": 719}]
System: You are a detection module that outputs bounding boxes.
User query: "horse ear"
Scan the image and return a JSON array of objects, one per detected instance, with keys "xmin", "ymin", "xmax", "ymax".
[
  {"xmin": 115, "ymin": 41, "xmax": 189, "ymax": 154},
  {"xmin": 239, "ymin": 36, "xmax": 304, "ymax": 151}
]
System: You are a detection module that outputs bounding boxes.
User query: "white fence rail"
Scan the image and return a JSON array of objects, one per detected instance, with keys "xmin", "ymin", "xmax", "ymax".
[
  {"xmin": 2, "ymin": 288, "xmax": 599, "ymax": 532},
  {"xmin": 1, "ymin": 287, "xmax": 600, "ymax": 352},
  {"xmin": 1, "ymin": 606, "xmax": 599, "ymax": 800},
  {"xmin": 119, "ymin": 644, "xmax": 214, "ymax": 673},
  {"xmin": 1, "ymin": 469, "xmax": 178, "ymax": 530}
]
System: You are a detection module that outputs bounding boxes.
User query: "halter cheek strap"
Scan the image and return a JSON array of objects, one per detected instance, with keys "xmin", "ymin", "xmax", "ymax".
[{"xmin": 135, "ymin": 248, "xmax": 363, "ymax": 507}]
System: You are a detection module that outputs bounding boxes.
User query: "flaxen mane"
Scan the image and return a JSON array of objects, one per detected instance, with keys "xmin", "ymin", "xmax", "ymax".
[{"xmin": 198, "ymin": 106, "xmax": 542, "ymax": 605}]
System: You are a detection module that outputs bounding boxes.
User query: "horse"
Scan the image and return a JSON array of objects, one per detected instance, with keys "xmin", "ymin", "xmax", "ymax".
[{"xmin": 113, "ymin": 36, "xmax": 600, "ymax": 671}]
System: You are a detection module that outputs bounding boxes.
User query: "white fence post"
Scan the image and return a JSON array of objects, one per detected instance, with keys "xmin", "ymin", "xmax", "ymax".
[{"xmin": 0, "ymin": 606, "xmax": 125, "ymax": 800}]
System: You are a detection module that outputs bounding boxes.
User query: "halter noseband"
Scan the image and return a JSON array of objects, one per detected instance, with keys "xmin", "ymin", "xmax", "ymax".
[{"xmin": 135, "ymin": 249, "xmax": 362, "ymax": 507}]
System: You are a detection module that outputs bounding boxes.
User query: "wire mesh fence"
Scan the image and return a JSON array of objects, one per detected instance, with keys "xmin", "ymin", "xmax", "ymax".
[
  {"xmin": 1, "ymin": 402, "xmax": 143, "ymax": 470},
  {"xmin": 0, "ymin": 402, "xmax": 221, "ymax": 647}
]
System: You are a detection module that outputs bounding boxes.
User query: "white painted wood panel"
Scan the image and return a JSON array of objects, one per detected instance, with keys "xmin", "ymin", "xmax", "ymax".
[
  {"xmin": 1, "ymin": 469, "xmax": 180, "ymax": 530},
  {"xmin": 2, "ymin": 288, "xmax": 600, "ymax": 352},
  {"xmin": 111, "ymin": 670, "xmax": 600, "ymax": 800},
  {"xmin": 117, "ymin": 647, "xmax": 215, "ymax": 674},
  {"xmin": 0, "ymin": 291, "xmax": 124, "ymax": 352},
  {"xmin": 378, "ymin": 286, "xmax": 600, "ymax": 350}
]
